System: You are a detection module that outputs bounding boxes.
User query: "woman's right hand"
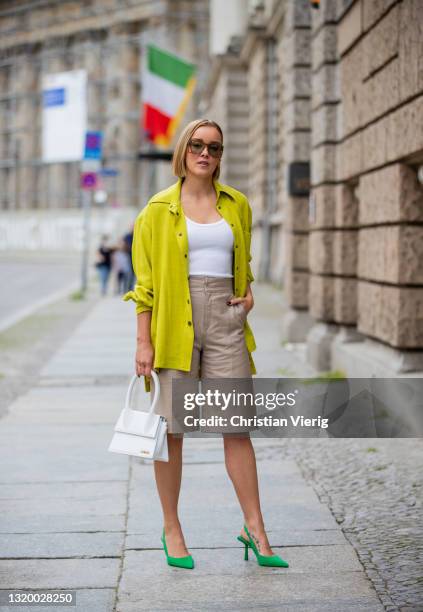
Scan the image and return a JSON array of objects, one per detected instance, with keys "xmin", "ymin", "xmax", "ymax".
[{"xmin": 135, "ymin": 341, "xmax": 154, "ymax": 378}]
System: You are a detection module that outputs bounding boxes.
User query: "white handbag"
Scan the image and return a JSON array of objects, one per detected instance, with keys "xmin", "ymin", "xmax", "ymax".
[{"xmin": 108, "ymin": 369, "xmax": 168, "ymax": 462}]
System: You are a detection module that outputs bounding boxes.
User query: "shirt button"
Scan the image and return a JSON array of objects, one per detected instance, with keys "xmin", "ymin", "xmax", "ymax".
[
  {"xmin": 231, "ymin": 223, "xmax": 234, "ymax": 227},
  {"xmin": 236, "ymin": 266, "xmax": 239, "ymax": 270},
  {"xmin": 187, "ymin": 321, "xmax": 192, "ymax": 326},
  {"xmin": 178, "ymin": 232, "xmax": 182, "ymax": 236},
  {"xmin": 235, "ymin": 244, "xmax": 238, "ymax": 248},
  {"xmin": 184, "ymin": 254, "xmax": 187, "ymax": 258},
  {"xmin": 187, "ymin": 299, "xmax": 190, "ymax": 304},
  {"xmin": 218, "ymin": 205, "xmax": 221, "ymax": 209}
]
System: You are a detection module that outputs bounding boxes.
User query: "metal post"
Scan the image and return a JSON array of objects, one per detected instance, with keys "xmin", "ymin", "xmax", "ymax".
[{"xmin": 80, "ymin": 185, "xmax": 92, "ymax": 294}]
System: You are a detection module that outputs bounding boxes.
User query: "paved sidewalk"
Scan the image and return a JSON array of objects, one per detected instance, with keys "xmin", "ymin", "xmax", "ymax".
[{"xmin": 0, "ymin": 284, "xmax": 384, "ymax": 611}]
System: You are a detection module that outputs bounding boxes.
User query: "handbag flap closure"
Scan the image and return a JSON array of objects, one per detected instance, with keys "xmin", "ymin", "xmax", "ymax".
[{"xmin": 114, "ymin": 408, "xmax": 161, "ymax": 438}]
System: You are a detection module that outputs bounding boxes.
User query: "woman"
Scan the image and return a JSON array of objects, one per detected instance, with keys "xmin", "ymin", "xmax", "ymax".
[{"xmin": 123, "ymin": 118, "xmax": 288, "ymax": 570}]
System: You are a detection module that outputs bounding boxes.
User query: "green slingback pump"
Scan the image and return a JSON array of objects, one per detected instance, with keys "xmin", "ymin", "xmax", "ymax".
[{"xmin": 237, "ymin": 524, "xmax": 289, "ymax": 568}]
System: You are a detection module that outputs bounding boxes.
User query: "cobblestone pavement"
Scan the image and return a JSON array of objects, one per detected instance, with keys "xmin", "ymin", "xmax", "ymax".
[
  {"xmin": 252, "ymin": 282, "xmax": 423, "ymax": 612},
  {"xmin": 262, "ymin": 438, "xmax": 423, "ymax": 612}
]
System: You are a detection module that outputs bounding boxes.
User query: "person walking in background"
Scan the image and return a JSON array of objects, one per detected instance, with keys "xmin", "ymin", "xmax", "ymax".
[
  {"xmin": 123, "ymin": 224, "xmax": 135, "ymax": 292},
  {"xmin": 95, "ymin": 234, "xmax": 114, "ymax": 296},
  {"xmin": 112, "ymin": 239, "xmax": 132, "ymax": 295}
]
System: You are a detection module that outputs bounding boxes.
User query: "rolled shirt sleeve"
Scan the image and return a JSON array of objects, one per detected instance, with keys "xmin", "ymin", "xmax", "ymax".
[{"xmin": 123, "ymin": 208, "xmax": 154, "ymax": 314}]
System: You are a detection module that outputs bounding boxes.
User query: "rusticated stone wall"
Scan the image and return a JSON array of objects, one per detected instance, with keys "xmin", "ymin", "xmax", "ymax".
[
  {"xmin": 203, "ymin": 0, "xmax": 423, "ymax": 372},
  {"xmin": 335, "ymin": 0, "xmax": 423, "ymax": 358}
]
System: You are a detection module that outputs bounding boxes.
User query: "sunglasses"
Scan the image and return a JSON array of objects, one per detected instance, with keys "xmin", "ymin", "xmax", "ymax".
[{"xmin": 188, "ymin": 139, "xmax": 224, "ymax": 158}]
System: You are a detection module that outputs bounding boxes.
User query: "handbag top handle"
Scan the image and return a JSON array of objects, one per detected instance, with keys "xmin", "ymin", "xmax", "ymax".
[{"xmin": 125, "ymin": 370, "xmax": 160, "ymax": 414}]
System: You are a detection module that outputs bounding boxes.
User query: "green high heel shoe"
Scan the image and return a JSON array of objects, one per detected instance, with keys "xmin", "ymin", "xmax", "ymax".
[
  {"xmin": 161, "ymin": 528, "xmax": 194, "ymax": 569},
  {"xmin": 237, "ymin": 524, "xmax": 289, "ymax": 568}
]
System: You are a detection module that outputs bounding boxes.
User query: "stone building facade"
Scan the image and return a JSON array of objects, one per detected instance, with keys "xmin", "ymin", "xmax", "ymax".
[
  {"xmin": 0, "ymin": 0, "xmax": 209, "ymax": 214},
  {"xmin": 202, "ymin": 0, "xmax": 423, "ymax": 377}
]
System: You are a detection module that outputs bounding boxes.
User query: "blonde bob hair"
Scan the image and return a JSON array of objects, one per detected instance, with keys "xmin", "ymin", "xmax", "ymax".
[{"xmin": 172, "ymin": 118, "xmax": 224, "ymax": 180}]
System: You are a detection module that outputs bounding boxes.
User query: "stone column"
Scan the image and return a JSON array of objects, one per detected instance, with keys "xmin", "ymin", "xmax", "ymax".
[
  {"xmin": 40, "ymin": 41, "xmax": 69, "ymax": 210},
  {"xmin": 13, "ymin": 56, "xmax": 37, "ymax": 210},
  {"xmin": 247, "ymin": 33, "xmax": 267, "ymax": 231},
  {"xmin": 0, "ymin": 61, "xmax": 11, "ymax": 209},
  {"xmin": 280, "ymin": 0, "xmax": 314, "ymax": 341},
  {"xmin": 305, "ymin": 0, "xmax": 341, "ymax": 369},
  {"xmin": 6, "ymin": 56, "xmax": 20, "ymax": 211},
  {"xmin": 202, "ymin": 54, "xmax": 249, "ymax": 195},
  {"xmin": 102, "ymin": 24, "xmax": 141, "ymax": 209}
]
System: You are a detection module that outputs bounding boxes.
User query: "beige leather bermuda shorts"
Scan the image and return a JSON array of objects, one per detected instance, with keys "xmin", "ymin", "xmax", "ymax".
[{"xmin": 149, "ymin": 275, "xmax": 256, "ymax": 437}]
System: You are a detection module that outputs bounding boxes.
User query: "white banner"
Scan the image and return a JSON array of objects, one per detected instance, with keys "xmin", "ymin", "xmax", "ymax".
[{"xmin": 42, "ymin": 70, "xmax": 87, "ymax": 163}]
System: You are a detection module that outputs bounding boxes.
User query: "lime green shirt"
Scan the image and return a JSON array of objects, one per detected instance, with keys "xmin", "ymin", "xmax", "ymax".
[{"xmin": 123, "ymin": 177, "xmax": 257, "ymax": 392}]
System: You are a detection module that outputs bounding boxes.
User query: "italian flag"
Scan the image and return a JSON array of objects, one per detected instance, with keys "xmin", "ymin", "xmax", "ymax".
[{"xmin": 142, "ymin": 44, "xmax": 197, "ymax": 147}]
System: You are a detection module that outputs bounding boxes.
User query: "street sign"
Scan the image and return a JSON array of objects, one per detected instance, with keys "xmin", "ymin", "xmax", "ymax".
[
  {"xmin": 80, "ymin": 172, "xmax": 98, "ymax": 190},
  {"xmin": 84, "ymin": 131, "xmax": 103, "ymax": 160},
  {"xmin": 100, "ymin": 167, "xmax": 119, "ymax": 177},
  {"xmin": 43, "ymin": 88, "xmax": 65, "ymax": 107}
]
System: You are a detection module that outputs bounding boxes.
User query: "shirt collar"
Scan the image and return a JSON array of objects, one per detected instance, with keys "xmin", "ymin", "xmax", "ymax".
[{"xmin": 167, "ymin": 177, "xmax": 235, "ymax": 215}]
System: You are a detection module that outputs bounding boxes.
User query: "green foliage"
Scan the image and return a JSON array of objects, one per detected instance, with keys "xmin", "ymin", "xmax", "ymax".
[
  {"xmin": 299, "ymin": 369, "xmax": 347, "ymax": 384},
  {"xmin": 70, "ymin": 290, "xmax": 85, "ymax": 301},
  {"xmin": 276, "ymin": 366, "xmax": 297, "ymax": 376}
]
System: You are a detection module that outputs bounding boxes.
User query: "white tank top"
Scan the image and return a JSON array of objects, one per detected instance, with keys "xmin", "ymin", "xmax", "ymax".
[{"xmin": 185, "ymin": 215, "xmax": 234, "ymax": 277}]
